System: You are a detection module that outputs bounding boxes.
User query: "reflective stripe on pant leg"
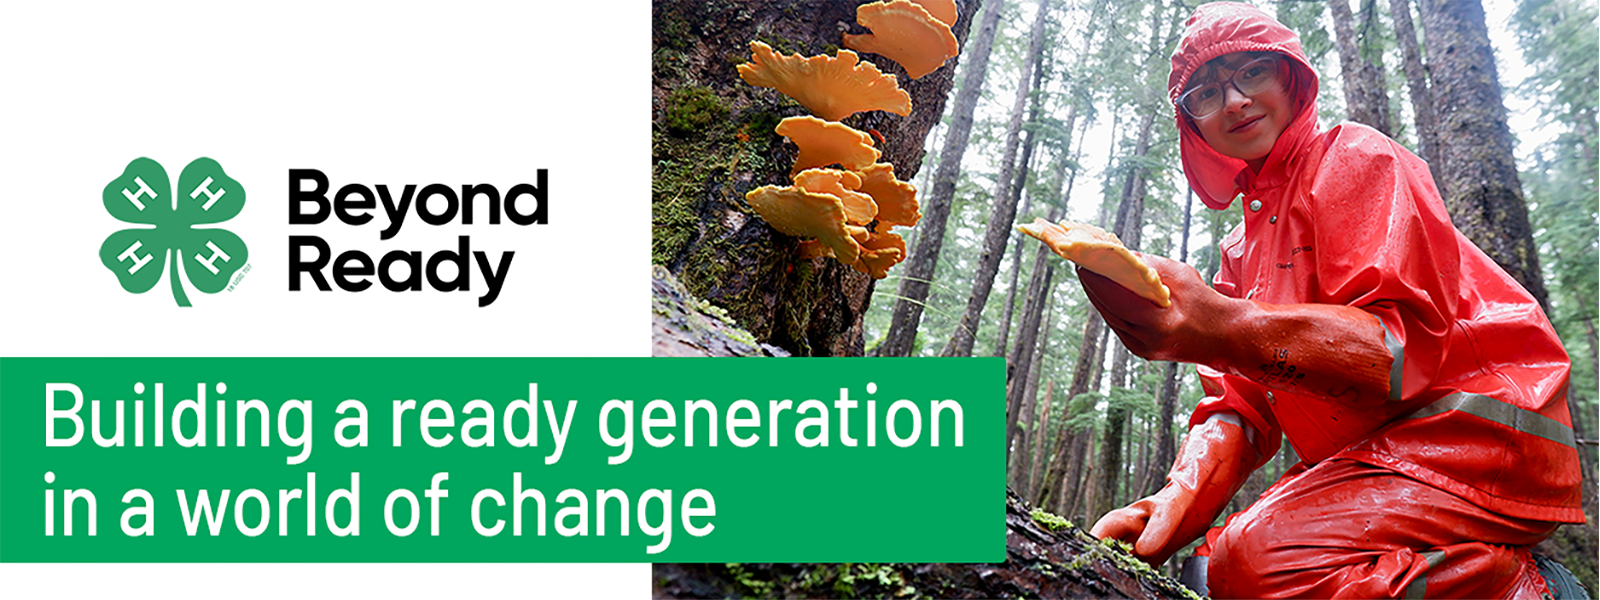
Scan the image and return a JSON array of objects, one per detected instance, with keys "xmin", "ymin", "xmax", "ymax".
[{"xmin": 1402, "ymin": 550, "xmax": 1447, "ymax": 599}]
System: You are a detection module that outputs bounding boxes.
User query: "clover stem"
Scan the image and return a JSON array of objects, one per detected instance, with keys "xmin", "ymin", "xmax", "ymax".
[{"xmin": 169, "ymin": 250, "xmax": 192, "ymax": 307}]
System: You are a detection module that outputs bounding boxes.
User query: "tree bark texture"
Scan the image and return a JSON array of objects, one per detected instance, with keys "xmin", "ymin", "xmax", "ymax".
[
  {"xmin": 879, "ymin": 0, "xmax": 1006, "ymax": 357},
  {"xmin": 652, "ymin": 0, "xmax": 982, "ymax": 357},
  {"xmin": 1388, "ymin": 0, "xmax": 1440, "ymax": 174},
  {"xmin": 1004, "ymin": 156, "xmax": 1074, "ymax": 461},
  {"xmin": 1149, "ymin": 190, "xmax": 1195, "ymax": 494},
  {"xmin": 653, "ymin": 491, "xmax": 1195, "ymax": 599},
  {"xmin": 992, "ymin": 69, "xmax": 1058, "ymax": 360},
  {"xmin": 1039, "ymin": 313, "xmax": 1103, "ymax": 511},
  {"xmin": 944, "ymin": 0, "xmax": 1055, "ymax": 358},
  {"xmin": 1419, "ymin": 0, "xmax": 1552, "ymax": 309},
  {"xmin": 1027, "ymin": 379, "xmax": 1056, "ymax": 496},
  {"xmin": 1329, "ymin": 0, "xmax": 1394, "ymax": 135},
  {"xmin": 1012, "ymin": 297, "xmax": 1057, "ymax": 490},
  {"xmin": 653, "ymin": 266, "xmax": 791, "ymax": 357}
]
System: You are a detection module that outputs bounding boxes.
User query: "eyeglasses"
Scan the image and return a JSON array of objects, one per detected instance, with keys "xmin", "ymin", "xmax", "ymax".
[{"xmin": 1176, "ymin": 56, "xmax": 1284, "ymax": 119}]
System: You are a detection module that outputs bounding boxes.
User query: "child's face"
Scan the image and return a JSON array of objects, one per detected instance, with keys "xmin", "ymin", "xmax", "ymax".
[{"xmin": 1182, "ymin": 52, "xmax": 1293, "ymax": 170}]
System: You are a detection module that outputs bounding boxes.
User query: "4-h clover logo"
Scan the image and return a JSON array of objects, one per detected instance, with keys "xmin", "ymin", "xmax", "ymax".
[{"xmin": 99, "ymin": 157, "xmax": 249, "ymax": 307}]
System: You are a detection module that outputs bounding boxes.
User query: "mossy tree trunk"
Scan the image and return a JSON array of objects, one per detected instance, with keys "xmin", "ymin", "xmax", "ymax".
[
  {"xmin": 653, "ymin": 490, "xmax": 1198, "ymax": 600},
  {"xmin": 652, "ymin": 0, "xmax": 982, "ymax": 356},
  {"xmin": 1328, "ymin": 0, "xmax": 1393, "ymax": 135},
  {"xmin": 1389, "ymin": 0, "xmax": 1439, "ymax": 173},
  {"xmin": 1419, "ymin": 0, "xmax": 1551, "ymax": 309}
]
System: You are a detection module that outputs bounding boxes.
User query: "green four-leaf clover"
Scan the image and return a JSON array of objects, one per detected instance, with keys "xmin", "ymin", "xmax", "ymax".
[{"xmin": 99, "ymin": 157, "xmax": 249, "ymax": 307}]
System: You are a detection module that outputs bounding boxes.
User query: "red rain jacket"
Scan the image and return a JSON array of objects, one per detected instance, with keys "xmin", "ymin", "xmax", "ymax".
[{"xmin": 1171, "ymin": 2, "xmax": 1583, "ymax": 523}]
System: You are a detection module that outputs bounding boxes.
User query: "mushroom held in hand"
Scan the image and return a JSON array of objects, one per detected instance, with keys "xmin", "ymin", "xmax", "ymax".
[
  {"xmin": 844, "ymin": 0, "xmax": 960, "ymax": 80},
  {"xmin": 737, "ymin": 41, "xmax": 912, "ymax": 122},
  {"xmin": 1018, "ymin": 218, "xmax": 1172, "ymax": 307}
]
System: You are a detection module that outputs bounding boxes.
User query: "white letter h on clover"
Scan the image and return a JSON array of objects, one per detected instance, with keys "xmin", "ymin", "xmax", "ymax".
[
  {"xmin": 121, "ymin": 176, "xmax": 156, "ymax": 211},
  {"xmin": 190, "ymin": 176, "xmax": 225, "ymax": 210}
]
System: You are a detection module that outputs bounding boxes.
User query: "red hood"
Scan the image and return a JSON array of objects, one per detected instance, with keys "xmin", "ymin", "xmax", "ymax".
[{"xmin": 1170, "ymin": 2, "xmax": 1321, "ymax": 210}]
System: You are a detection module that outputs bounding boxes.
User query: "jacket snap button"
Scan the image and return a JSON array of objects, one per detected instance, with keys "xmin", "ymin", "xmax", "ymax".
[
  {"xmin": 1270, "ymin": 215, "xmax": 1278, "ymax": 224},
  {"xmin": 1249, "ymin": 199, "xmax": 1263, "ymax": 212}
]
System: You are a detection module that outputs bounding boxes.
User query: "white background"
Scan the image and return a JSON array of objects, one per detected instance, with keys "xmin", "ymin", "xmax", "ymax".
[{"xmin": 0, "ymin": 1, "xmax": 650, "ymax": 597}]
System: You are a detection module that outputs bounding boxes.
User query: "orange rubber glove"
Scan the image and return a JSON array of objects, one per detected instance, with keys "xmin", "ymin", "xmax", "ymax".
[
  {"xmin": 1075, "ymin": 255, "xmax": 1393, "ymax": 404},
  {"xmin": 1091, "ymin": 414, "xmax": 1259, "ymax": 567}
]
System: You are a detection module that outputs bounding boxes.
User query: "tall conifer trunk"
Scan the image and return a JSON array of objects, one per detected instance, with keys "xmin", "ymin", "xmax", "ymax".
[
  {"xmin": 1420, "ymin": 0, "xmax": 1550, "ymax": 308},
  {"xmin": 945, "ymin": 0, "xmax": 1055, "ymax": 357},
  {"xmin": 879, "ymin": 0, "xmax": 1006, "ymax": 357}
]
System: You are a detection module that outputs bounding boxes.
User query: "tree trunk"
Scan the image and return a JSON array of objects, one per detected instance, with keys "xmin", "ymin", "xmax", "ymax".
[
  {"xmin": 1096, "ymin": 343, "xmax": 1133, "ymax": 518},
  {"xmin": 1005, "ymin": 201, "xmax": 1064, "ymax": 462},
  {"xmin": 1388, "ymin": 0, "xmax": 1440, "ymax": 174},
  {"xmin": 879, "ymin": 0, "xmax": 1006, "ymax": 357},
  {"xmin": 1091, "ymin": 78, "xmax": 1160, "ymax": 518},
  {"xmin": 1039, "ymin": 311, "xmax": 1102, "ymax": 509},
  {"xmin": 1013, "ymin": 299, "xmax": 1057, "ymax": 491},
  {"xmin": 992, "ymin": 88, "xmax": 1059, "ymax": 359},
  {"xmin": 1328, "ymin": 0, "xmax": 1393, "ymax": 134},
  {"xmin": 1149, "ymin": 190, "xmax": 1195, "ymax": 494},
  {"xmin": 1060, "ymin": 324, "xmax": 1113, "ymax": 517},
  {"xmin": 651, "ymin": 0, "xmax": 982, "ymax": 357},
  {"xmin": 1420, "ymin": 0, "xmax": 1552, "ymax": 309},
  {"xmin": 1027, "ymin": 379, "xmax": 1056, "ymax": 496},
  {"xmin": 944, "ymin": 0, "xmax": 1055, "ymax": 358},
  {"xmin": 655, "ymin": 491, "xmax": 1197, "ymax": 599}
]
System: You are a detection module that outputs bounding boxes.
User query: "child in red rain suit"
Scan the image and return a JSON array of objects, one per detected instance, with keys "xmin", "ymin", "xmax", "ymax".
[{"xmin": 1029, "ymin": 2, "xmax": 1584, "ymax": 598}]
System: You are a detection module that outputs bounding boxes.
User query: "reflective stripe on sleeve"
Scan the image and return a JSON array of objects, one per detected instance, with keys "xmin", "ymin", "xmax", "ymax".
[
  {"xmin": 1406, "ymin": 392, "xmax": 1577, "ymax": 449},
  {"xmin": 1381, "ymin": 320, "xmax": 1404, "ymax": 402}
]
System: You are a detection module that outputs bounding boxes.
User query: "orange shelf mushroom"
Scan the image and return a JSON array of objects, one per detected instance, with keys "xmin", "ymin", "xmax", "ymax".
[
  {"xmin": 737, "ymin": 41, "xmax": 913, "ymax": 122},
  {"xmin": 745, "ymin": 184, "xmax": 863, "ymax": 264},
  {"xmin": 854, "ymin": 231, "xmax": 907, "ymax": 279},
  {"xmin": 794, "ymin": 168, "xmax": 877, "ymax": 225},
  {"xmin": 843, "ymin": 0, "xmax": 960, "ymax": 80},
  {"xmin": 911, "ymin": 0, "xmax": 958, "ymax": 26},
  {"xmin": 854, "ymin": 163, "xmax": 920, "ymax": 228},
  {"xmin": 776, "ymin": 116, "xmax": 882, "ymax": 174}
]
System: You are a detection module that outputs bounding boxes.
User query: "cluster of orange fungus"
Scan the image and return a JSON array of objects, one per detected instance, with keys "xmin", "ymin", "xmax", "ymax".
[
  {"xmin": 855, "ymin": 163, "xmax": 919, "ymax": 228},
  {"xmin": 794, "ymin": 168, "xmax": 877, "ymax": 225},
  {"xmin": 736, "ymin": 2, "xmax": 970, "ymax": 281},
  {"xmin": 737, "ymin": 41, "xmax": 911, "ymax": 122},
  {"xmin": 744, "ymin": 164, "xmax": 918, "ymax": 279},
  {"xmin": 856, "ymin": 231, "xmax": 907, "ymax": 279},
  {"xmin": 745, "ymin": 184, "xmax": 862, "ymax": 264},
  {"xmin": 777, "ymin": 116, "xmax": 882, "ymax": 175},
  {"xmin": 843, "ymin": 0, "xmax": 960, "ymax": 80}
]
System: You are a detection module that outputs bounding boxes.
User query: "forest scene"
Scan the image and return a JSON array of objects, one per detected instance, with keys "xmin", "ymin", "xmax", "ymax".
[{"xmin": 653, "ymin": 0, "xmax": 1597, "ymax": 596}]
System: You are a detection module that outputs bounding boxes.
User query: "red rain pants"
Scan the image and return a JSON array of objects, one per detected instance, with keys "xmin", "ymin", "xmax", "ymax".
[{"xmin": 1196, "ymin": 459, "xmax": 1558, "ymax": 599}]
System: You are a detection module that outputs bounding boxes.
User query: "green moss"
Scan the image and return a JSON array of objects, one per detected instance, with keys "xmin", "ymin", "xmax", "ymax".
[
  {"xmin": 665, "ymin": 87, "xmax": 728, "ymax": 137},
  {"xmin": 725, "ymin": 563, "xmax": 775, "ymax": 596},
  {"xmin": 1030, "ymin": 509, "xmax": 1074, "ymax": 532},
  {"xmin": 754, "ymin": 34, "xmax": 804, "ymax": 56}
]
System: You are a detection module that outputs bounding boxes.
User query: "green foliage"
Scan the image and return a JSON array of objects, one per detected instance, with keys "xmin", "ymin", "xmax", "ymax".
[
  {"xmin": 1513, "ymin": 0, "xmax": 1599, "ymax": 133},
  {"xmin": 1063, "ymin": 391, "xmax": 1106, "ymax": 432}
]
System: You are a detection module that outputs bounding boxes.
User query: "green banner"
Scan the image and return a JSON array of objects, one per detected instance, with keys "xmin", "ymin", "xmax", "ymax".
[{"xmin": 0, "ymin": 357, "xmax": 1004, "ymax": 562}]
